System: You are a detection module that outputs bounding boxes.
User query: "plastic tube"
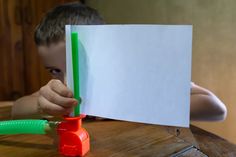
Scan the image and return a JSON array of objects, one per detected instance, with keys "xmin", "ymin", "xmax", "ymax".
[
  {"xmin": 71, "ymin": 32, "xmax": 80, "ymax": 116},
  {"xmin": 0, "ymin": 119, "xmax": 48, "ymax": 134}
]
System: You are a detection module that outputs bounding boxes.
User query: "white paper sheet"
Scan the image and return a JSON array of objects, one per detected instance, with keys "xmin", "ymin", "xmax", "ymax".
[{"xmin": 66, "ymin": 25, "xmax": 192, "ymax": 127}]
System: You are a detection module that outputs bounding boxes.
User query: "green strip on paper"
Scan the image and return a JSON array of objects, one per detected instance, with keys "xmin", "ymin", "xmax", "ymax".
[{"xmin": 71, "ymin": 32, "xmax": 80, "ymax": 116}]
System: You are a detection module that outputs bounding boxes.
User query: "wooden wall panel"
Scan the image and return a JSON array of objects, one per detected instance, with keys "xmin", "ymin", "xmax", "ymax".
[
  {"xmin": 0, "ymin": 0, "xmax": 24, "ymax": 100},
  {"xmin": 0, "ymin": 0, "xmax": 77, "ymax": 100}
]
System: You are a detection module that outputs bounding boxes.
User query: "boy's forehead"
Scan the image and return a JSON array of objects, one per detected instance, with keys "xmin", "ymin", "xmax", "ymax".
[
  {"xmin": 38, "ymin": 41, "xmax": 66, "ymax": 55},
  {"xmin": 37, "ymin": 41, "xmax": 66, "ymax": 68}
]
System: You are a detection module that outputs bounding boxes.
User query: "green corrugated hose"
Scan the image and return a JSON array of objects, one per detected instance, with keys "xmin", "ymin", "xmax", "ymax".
[{"xmin": 0, "ymin": 120, "xmax": 49, "ymax": 135}]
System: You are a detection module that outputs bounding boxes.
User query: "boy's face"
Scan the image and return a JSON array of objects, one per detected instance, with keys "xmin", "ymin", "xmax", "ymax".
[{"xmin": 38, "ymin": 41, "xmax": 66, "ymax": 83}]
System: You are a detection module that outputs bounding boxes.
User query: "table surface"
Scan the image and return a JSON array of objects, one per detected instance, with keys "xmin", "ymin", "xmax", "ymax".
[{"xmin": 0, "ymin": 120, "xmax": 235, "ymax": 157}]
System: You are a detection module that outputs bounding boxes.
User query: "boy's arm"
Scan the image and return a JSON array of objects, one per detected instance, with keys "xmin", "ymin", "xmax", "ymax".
[
  {"xmin": 190, "ymin": 82, "xmax": 227, "ymax": 121},
  {"xmin": 12, "ymin": 92, "xmax": 42, "ymax": 119}
]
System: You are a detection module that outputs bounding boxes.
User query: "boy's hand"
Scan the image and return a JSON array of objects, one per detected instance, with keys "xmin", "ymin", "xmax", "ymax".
[{"xmin": 38, "ymin": 79, "xmax": 78, "ymax": 116}]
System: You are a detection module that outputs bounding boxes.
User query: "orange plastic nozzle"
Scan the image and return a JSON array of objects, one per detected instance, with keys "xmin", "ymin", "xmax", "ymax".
[{"xmin": 57, "ymin": 115, "xmax": 90, "ymax": 156}]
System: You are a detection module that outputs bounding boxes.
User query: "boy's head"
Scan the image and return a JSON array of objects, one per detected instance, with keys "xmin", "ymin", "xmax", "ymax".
[
  {"xmin": 35, "ymin": 2, "xmax": 104, "ymax": 46},
  {"xmin": 35, "ymin": 2, "xmax": 104, "ymax": 82}
]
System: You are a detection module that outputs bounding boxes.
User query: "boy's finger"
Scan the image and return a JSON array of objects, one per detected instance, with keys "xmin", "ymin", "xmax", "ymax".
[
  {"xmin": 40, "ymin": 86, "xmax": 78, "ymax": 108},
  {"xmin": 49, "ymin": 79, "xmax": 73, "ymax": 97},
  {"xmin": 38, "ymin": 96, "xmax": 72, "ymax": 116}
]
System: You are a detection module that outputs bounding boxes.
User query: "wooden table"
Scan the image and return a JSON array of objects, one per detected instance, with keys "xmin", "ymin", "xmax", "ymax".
[{"xmin": 0, "ymin": 120, "xmax": 235, "ymax": 157}]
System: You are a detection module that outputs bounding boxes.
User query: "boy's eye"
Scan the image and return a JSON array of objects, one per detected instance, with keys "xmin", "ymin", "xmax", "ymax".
[{"xmin": 49, "ymin": 69, "xmax": 61, "ymax": 75}]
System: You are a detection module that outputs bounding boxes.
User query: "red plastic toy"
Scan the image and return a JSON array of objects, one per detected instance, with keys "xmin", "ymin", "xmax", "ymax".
[{"xmin": 57, "ymin": 115, "xmax": 90, "ymax": 156}]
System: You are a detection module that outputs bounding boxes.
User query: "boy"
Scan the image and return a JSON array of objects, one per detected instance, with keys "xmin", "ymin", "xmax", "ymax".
[{"xmin": 12, "ymin": 2, "xmax": 227, "ymax": 121}]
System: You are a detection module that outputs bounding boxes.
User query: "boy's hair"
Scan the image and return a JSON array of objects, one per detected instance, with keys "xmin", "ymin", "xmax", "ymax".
[{"xmin": 34, "ymin": 2, "xmax": 104, "ymax": 46}]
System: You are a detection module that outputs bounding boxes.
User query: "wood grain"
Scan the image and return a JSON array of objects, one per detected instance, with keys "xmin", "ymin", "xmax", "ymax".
[{"xmin": 191, "ymin": 125, "xmax": 236, "ymax": 157}]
